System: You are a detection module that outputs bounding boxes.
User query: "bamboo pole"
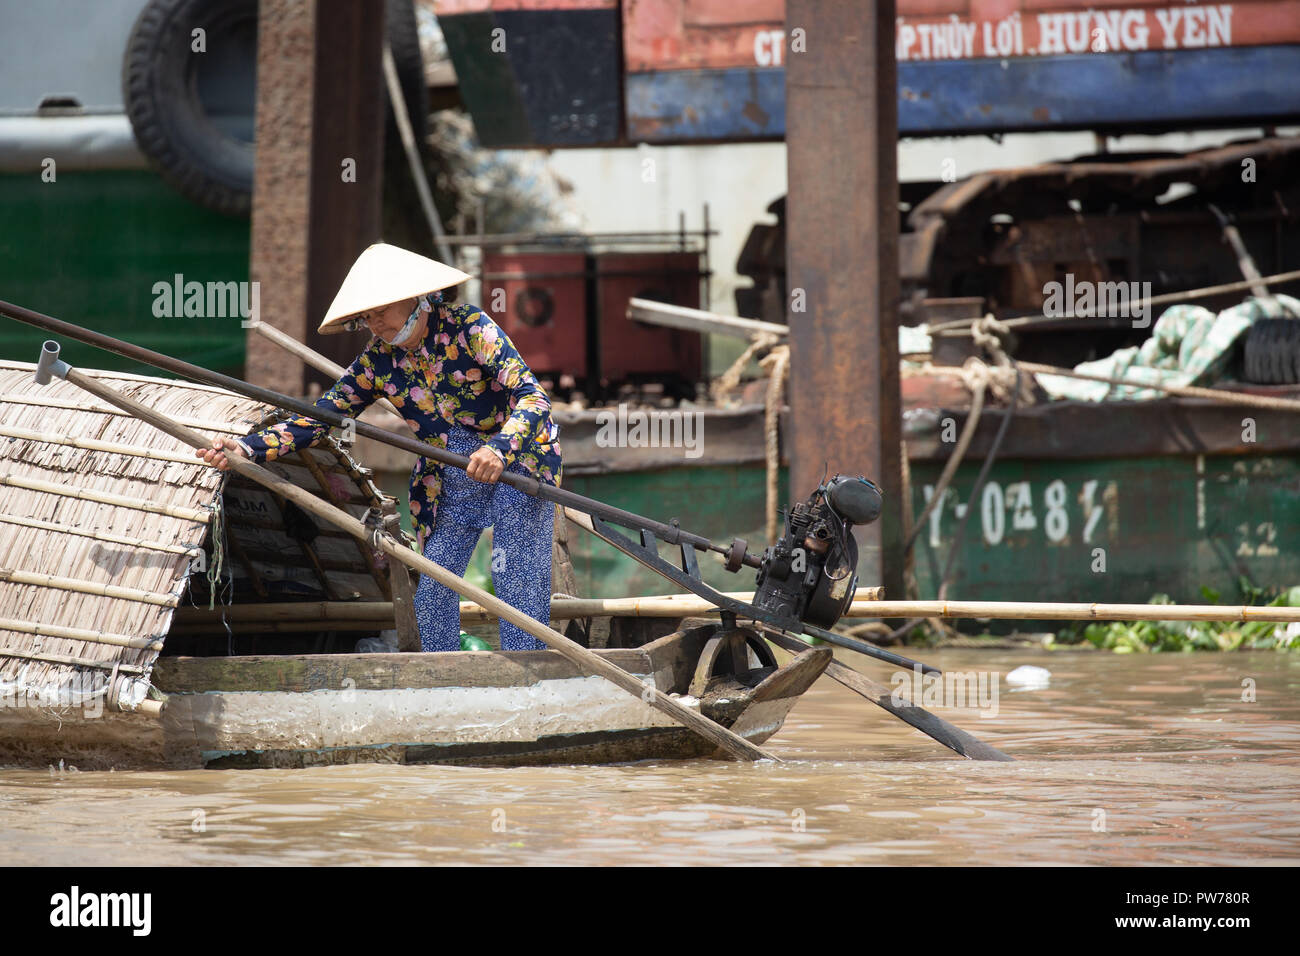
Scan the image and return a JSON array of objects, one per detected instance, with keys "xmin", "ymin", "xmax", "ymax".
[
  {"xmin": 842, "ymin": 600, "xmax": 1300, "ymax": 623},
  {"xmin": 0, "ymin": 392, "xmax": 253, "ymax": 434},
  {"xmin": 171, "ymin": 590, "xmax": 889, "ymax": 628},
  {"xmin": 0, "ymin": 474, "xmax": 212, "ymax": 522},
  {"xmin": 169, "ymin": 619, "xmax": 380, "ymax": 634},
  {"xmin": 466, "ymin": 591, "xmax": 888, "ymax": 621},
  {"xmin": 0, "ymin": 616, "xmax": 164, "ymax": 650},
  {"xmin": 929, "ymin": 267, "xmax": 1300, "ymax": 332},
  {"xmin": 0, "ymin": 513, "xmax": 199, "ymax": 556},
  {"xmin": 626, "ymin": 297, "xmax": 790, "ymax": 341},
  {"xmin": 248, "ymin": 320, "xmax": 413, "ymax": 434},
  {"xmin": 0, "ymin": 648, "xmax": 149, "ymax": 671},
  {"xmin": 179, "ymin": 592, "xmax": 1300, "ymax": 632},
  {"xmin": 0, "ymin": 569, "xmax": 179, "ymax": 607},
  {"xmin": 173, "ymin": 601, "xmax": 396, "ymax": 623},
  {"xmin": 42, "ymin": 348, "xmax": 776, "ymax": 762},
  {"xmin": 0, "ymin": 423, "xmax": 198, "ymax": 463},
  {"xmin": 382, "ymin": 43, "xmax": 455, "ymax": 264}
]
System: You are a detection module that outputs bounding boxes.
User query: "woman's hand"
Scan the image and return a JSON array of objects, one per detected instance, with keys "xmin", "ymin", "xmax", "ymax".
[
  {"xmin": 196, "ymin": 436, "xmax": 249, "ymax": 471},
  {"xmin": 466, "ymin": 446, "xmax": 505, "ymax": 484}
]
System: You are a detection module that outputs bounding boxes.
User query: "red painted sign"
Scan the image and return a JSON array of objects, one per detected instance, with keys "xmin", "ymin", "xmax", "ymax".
[
  {"xmin": 434, "ymin": 1, "xmax": 615, "ymax": 13},
  {"xmin": 618, "ymin": 0, "xmax": 1300, "ymax": 71}
]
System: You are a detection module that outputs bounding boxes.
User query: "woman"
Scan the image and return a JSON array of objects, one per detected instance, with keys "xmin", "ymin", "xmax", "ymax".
[{"xmin": 198, "ymin": 243, "xmax": 562, "ymax": 652}]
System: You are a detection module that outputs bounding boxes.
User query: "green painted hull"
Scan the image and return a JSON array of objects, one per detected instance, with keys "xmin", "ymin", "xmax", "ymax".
[
  {"xmin": 452, "ymin": 452, "xmax": 1297, "ymax": 618},
  {"xmin": 0, "ymin": 170, "xmax": 250, "ymax": 377},
  {"xmin": 377, "ymin": 449, "xmax": 1293, "ymax": 628},
  {"xmin": 563, "ymin": 465, "xmax": 791, "ymax": 600},
  {"xmin": 909, "ymin": 453, "xmax": 1299, "ymax": 609}
]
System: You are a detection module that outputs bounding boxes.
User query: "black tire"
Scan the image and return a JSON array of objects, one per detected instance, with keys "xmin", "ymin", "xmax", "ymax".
[
  {"xmin": 123, "ymin": 0, "xmax": 259, "ymax": 217},
  {"xmin": 1242, "ymin": 318, "xmax": 1300, "ymax": 385},
  {"xmin": 123, "ymin": 0, "xmax": 427, "ymax": 218}
]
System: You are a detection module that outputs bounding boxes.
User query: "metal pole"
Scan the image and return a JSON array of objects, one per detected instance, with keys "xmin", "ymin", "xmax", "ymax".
[
  {"xmin": 248, "ymin": 0, "xmax": 386, "ymax": 392},
  {"xmin": 785, "ymin": 0, "xmax": 904, "ymax": 601},
  {"xmin": 383, "ymin": 44, "xmax": 455, "ymax": 265}
]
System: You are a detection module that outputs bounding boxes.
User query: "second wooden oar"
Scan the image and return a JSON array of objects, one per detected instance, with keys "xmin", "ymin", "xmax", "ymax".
[{"xmin": 34, "ymin": 341, "xmax": 777, "ymax": 763}]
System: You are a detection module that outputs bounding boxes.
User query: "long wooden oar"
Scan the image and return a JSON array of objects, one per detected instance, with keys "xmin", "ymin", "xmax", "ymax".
[{"xmin": 33, "ymin": 342, "xmax": 776, "ymax": 763}]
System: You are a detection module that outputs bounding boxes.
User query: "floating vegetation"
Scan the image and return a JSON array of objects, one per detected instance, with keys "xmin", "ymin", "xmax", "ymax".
[{"xmin": 1049, "ymin": 580, "xmax": 1300, "ymax": 652}]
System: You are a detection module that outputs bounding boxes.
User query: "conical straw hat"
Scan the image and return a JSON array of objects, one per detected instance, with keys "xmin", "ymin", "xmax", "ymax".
[{"xmin": 318, "ymin": 243, "xmax": 471, "ymax": 334}]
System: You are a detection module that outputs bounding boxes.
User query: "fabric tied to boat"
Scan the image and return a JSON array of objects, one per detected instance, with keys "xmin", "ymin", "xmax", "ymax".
[{"xmin": 1036, "ymin": 294, "xmax": 1300, "ymax": 402}]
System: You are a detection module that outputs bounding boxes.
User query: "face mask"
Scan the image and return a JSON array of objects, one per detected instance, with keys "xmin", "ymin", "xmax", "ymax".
[{"xmin": 380, "ymin": 297, "xmax": 430, "ymax": 347}]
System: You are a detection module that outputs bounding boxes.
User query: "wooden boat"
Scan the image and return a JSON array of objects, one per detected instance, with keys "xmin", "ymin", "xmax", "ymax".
[
  {"xmin": 0, "ymin": 361, "xmax": 828, "ymax": 770},
  {"xmin": 1, "ymin": 623, "xmax": 828, "ymax": 770}
]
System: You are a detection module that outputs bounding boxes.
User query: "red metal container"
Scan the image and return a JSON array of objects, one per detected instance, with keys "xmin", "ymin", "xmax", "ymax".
[
  {"xmin": 479, "ymin": 251, "xmax": 587, "ymax": 378},
  {"xmin": 595, "ymin": 252, "xmax": 703, "ymax": 382}
]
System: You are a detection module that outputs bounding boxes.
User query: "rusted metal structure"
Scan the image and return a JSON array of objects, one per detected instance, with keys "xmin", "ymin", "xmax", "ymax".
[
  {"xmin": 785, "ymin": 0, "xmax": 904, "ymax": 601},
  {"xmin": 248, "ymin": 0, "xmax": 387, "ymax": 393},
  {"xmin": 907, "ymin": 137, "xmax": 1300, "ymax": 367},
  {"xmin": 740, "ymin": 136, "xmax": 1300, "ymax": 368}
]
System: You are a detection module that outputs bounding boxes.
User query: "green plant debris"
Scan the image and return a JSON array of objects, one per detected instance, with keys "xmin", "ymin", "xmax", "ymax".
[{"xmin": 1047, "ymin": 580, "xmax": 1300, "ymax": 652}]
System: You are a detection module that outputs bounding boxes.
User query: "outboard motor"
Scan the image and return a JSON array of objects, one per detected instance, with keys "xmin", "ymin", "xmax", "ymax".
[{"xmin": 752, "ymin": 475, "xmax": 883, "ymax": 629}]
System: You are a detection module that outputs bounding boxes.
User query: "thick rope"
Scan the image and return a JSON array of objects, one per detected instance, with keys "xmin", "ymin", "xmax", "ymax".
[
  {"xmin": 904, "ymin": 358, "xmax": 988, "ymax": 554},
  {"xmin": 760, "ymin": 343, "xmax": 790, "ymax": 542},
  {"xmin": 710, "ymin": 330, "xmax": 791, "ymax": 543},
  {"xmin": 712, "ymin": 332, "xmax": 781, "ymax": 400},
  {"xmin": 969, "ymin": 315, "xmax": 1035, "ymax": 404},
  {"xmin": 937, "ymin": 366, "xmax": 1022, "ymax": 600}
]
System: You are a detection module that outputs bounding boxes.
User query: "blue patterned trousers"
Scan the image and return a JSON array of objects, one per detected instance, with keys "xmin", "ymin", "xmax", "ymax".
[{"xmin": 414, "ymin": 427, "xmax": 555, "ymax": 652}]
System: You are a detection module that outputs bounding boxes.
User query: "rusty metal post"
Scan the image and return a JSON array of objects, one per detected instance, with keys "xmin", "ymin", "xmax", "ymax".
[
  {"xmin": 784, "ymin": 0, "xmax": 903, "ymax": 599},
  {"xmin": 248, "ymin": 0, "xmax": 385, "ymax": 392}
]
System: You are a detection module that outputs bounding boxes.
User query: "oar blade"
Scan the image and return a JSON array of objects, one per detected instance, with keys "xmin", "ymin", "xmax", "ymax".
[
  {"xmin": 759, "ymin": 627, "xmax": 1015, "ymax": 762},
  {"xmin": 861, "ymin": 676, "xmax": 1016, "ymax": 762}
]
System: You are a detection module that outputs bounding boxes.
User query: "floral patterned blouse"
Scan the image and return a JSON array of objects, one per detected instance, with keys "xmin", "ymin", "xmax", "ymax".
[{"xmin": 238, "ymin": 297, "xmax": 562, "ymax": 548}]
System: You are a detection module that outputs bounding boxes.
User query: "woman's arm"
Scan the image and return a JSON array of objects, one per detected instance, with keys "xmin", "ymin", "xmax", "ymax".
[{"xmin": 235, "ymin": 349, "xmax": 381, "ymax": 463}]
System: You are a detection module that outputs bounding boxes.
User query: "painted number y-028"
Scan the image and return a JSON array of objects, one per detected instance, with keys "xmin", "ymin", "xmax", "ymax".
[{"xmin": 922, "ymin": 478, "xmax": 1115, "ymax": 548}]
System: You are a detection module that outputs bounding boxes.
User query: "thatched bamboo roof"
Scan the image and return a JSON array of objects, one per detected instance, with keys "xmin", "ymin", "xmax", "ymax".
[{"xmin": 0, "ymin": 361, "xmax": 396, "ymax": 713}]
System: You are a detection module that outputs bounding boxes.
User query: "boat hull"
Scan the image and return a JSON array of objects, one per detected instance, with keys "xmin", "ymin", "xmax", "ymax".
[{"xmin": 0, "ymin": 628, "xmax": 830, "ymax": 770}]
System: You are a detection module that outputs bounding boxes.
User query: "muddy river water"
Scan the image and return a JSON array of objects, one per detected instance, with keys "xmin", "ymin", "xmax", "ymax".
[{"xmin": 2, "ymin": 649, "xmax": 1297, "ymax": 865}]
